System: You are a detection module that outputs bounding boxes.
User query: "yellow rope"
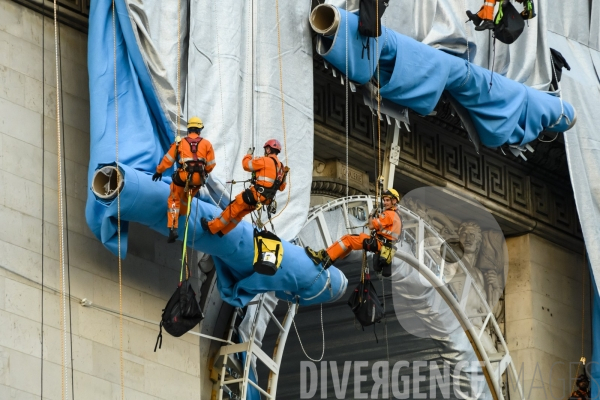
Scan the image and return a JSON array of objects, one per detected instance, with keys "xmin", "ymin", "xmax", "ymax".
[
  {"xmin": 269, "ymin": 0, "xmax": 291, "ymax": 222},
  {"xmin": 112, "ymin": 1, "xmax": 125, "ymax": 397},
  {"xmin": 53, "ymin": 0, "xmax": 69, "ymax": 398}
]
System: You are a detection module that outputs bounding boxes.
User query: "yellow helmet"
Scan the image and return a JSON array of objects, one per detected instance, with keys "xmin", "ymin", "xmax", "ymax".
[
  {"xmin": 382, "ymin": 188, "xmax": 400, "ymax": 202},
  {"xmin": 187, "ymin": 116, "xmax": 204, "ymax": 130}
]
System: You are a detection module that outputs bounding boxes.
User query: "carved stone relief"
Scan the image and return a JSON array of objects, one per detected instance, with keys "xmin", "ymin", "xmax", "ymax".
[{"xmin": 402, "ymin": 197, "xmax": 508, "ymax": 353}]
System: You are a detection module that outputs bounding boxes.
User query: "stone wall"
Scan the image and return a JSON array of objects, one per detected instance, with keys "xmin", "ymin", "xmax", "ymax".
[
  {"xmin": 506, "ymin": 234, "xmax": 592, "ymax": 400},
  {"xmin": 0, "ymin": 1, "xmax": 214, "ymax": 398}
]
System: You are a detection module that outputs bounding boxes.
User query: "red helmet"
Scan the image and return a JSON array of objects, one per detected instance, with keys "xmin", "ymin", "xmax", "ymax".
[{"xmin": 264, "ymin": 139, "xmax": 282, "ymax": 152}]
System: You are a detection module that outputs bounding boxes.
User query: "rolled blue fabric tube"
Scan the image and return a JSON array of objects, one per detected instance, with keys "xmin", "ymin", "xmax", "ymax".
[
  {"xmin": 88, "ymin": 163, "xmax": 347, "ymax": 307},
  {"xmin": 315, "ymin": 7, "xmax": 576, "ymax": 148}
]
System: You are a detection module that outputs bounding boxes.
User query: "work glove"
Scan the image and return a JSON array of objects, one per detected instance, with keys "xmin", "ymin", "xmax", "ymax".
[
  {"xmin": 247, "ymin": 147, "xmax": 255, "ymax": 155},
  {"xmin": 152, "ymin": 172, "xmax": 162, "ymax": 181}
]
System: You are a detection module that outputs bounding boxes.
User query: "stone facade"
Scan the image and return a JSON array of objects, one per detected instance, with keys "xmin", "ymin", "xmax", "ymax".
[
  {"xmin": 506, "ymin": 234, "xmax": 592, "ymax": 400},
  {"xmin": 0, "ymin": 1, "xmax": 214, "ymax": 398}
]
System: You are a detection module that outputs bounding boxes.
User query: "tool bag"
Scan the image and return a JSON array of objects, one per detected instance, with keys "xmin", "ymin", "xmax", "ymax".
[
  {"xmin": 253, "ymin": 228, "xmax": 284, "ymax": 276},
  {"xmin": 348, "ymin": 256, "xmax": 384, "ymax": 328},
  {"xmin": 373, "ymin": 242, "xmax": 395, "ymax": 277},
  {"xmin": 155, "ymin": 221, "xmax": 204, "ymax": 351},
  {"xmin": 493, "ymin": 1, "xmax": 525, "ymax": 45},
  {"xmin": 154, "ymin": 279, "xmax": 204, "ymax": 351},
  {"xmin": 358, "ymin": 0, "xmax": 389, "ymax": 37}
]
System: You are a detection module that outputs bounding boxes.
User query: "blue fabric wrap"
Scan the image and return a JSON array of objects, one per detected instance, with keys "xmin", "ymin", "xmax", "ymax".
[
  {"xmin": 93, "ymin": 165, "xmax": 347, "ymax": 308},
  {"xmin": 86, "ymin": 0, "xmax": 347, "ymax": 308},
  {"xmin": 319, "ymin": 9, "xmax": 575, "ymax": 147}
]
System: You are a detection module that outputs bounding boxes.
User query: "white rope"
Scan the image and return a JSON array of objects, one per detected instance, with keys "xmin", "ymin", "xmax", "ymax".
[
  {"xmin": 53, "ymin": 0, "xmax": 69, "ymax": 398},
  {"xmin": 213, "ymin": 1, "xmax": 230, "ymax": 207},
  {"xmin": 344, "ymin": 0, "xmax": 350, "ymax": 228},
  {"xmin": 113, "ymin": 0, "xmax": 125, "ymax": 396},
  {"xmin": 290, "ymin": 302, "xmax": 325, "ymax": 362}
]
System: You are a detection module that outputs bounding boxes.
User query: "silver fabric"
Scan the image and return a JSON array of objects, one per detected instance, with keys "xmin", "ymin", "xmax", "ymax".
[
  {"xmin": 187, "ymin": 0, "xmax": 314, "ymax": 240},
  {"xmin": 124, "ymin": 0, "xmax": 189, "ymax": 136},
  {"xmin": 123, "ymin": 0, "xmax": 314, "ymax": 241}
]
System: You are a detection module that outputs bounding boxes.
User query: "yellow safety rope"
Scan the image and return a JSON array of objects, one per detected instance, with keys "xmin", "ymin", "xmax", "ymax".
[
  {"xmin": 53, "ymin": 0, "xmax": 69, "ymax": 398},
  {"xmin": 112, "ymin": 0, "xmax": 125, "ymax": 397},
  {"xmin": 269, "ymin": 0, "xmax": 291, "ymax": 222}
]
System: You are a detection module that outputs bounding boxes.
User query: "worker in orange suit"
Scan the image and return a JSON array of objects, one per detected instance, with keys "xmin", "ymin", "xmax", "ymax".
[
  {"xmin": 202, "ymin": 139, "xmax": 288, "ymax": 237},
  {"xmin": 305, "ymin": 188, "xmax": 402, "ymax": 276},
  {"xmin": 152, "ymin": 116, "xmax": 216, "ymax": 243},
  {"xmin": 467, "ymin": 0, "xmax": 534, "ymax": 31}
]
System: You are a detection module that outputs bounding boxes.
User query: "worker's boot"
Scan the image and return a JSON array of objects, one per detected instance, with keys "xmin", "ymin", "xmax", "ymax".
[
  {"xmin": 167, "ymin": 228, "xmax": 179, "ymax": 243},
  {"xmin": 305, "ymin": 247, "xmax": 327, "ymax": 265},
  {"xmin": 475, "ymin": 19, "xmax": 494, "ymax": 31},
  {"xmin": 465, "ymin": 10, "xmax": 482, "ymax": 27}
]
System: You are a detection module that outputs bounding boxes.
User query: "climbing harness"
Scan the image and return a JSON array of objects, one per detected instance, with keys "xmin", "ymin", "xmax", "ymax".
[
  {"xmin": 251, "ymin": 157, "xmax": 288, "ymax": 203},
  {"xmin": 172, "ymin": 137, "xmax": 208, "ymax": 187}
]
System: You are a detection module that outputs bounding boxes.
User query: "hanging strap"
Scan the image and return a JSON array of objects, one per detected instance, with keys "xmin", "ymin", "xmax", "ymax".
[{"xmin": 154, "ymin": 321, "xmax": 163, "ymax": 352}]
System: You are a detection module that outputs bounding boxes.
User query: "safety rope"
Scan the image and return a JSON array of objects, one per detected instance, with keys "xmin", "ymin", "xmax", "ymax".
[
  {"xmin": 290, "ymin": 302, "xmax": 325, "ymax": 362},
  {"xmin": 41, "ymin": 13, "xmax": 46, "ymax": 398},
  {"xmin": 53, "ymin": 0, "xmax": 69, "ymax": 397},
  {"xmin": 213, "ymin": 0, "xmax": 231, "ymax": 208},
  {"xmin": 375, "ymin": 1, "xmax": 382, "ymax": 202},
  {"xmin": 268, "ymin": 0, "xmax": 291, "ymax": 222},
  {"xmin": 378, "ymin": 273, "xmax": 391, "ymax": 398},
  {"xmin": 344, "ymin": 0, "xmax": 350, "ymax": 229},
  {"xmin": 112, "ymin": 0, "xmax": 125, "ymax": 397},
  {"xmin": 458, "ymin": 0, "xmax": 472, "ymax": 89}
]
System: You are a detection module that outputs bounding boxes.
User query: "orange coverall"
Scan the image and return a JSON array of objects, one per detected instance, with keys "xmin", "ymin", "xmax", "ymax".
[
  {"xmin": 326, "ymin": 206, "xmax": 402, "ymax": 261},
  {"xmin": 208, "ymin": 153, "xmax": 286, "ymax": 235},
  {"xmin": 476, "ymin": 0, "xmax": 496, "ymax": 21},
  {"xmin": 156, "ymin": 133, "xmax": 215, "ymax": 229}
]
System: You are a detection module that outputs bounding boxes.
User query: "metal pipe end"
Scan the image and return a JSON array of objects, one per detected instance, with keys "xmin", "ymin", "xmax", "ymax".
[
  {"xmin": 310, "ymin": 4, "xmax": 340, "ymax": 36},
  {"xmin": 92, "ymin": 165, "xmax": 123, "ymax": 200}
]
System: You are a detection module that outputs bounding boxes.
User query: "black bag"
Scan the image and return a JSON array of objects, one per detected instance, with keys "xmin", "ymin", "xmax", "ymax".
[
  {"xmin": 154, "ymin": 280, "xmax": 204, "ymax": 351},
  {"xmin": 348, "ymin": 277, "xmax": 384, "ymax": 327},
  {"xmin": 493, "ymin": 1, "xmax": 525, "ymax": 45},
  {"xmin": 550, "ymin": 48, "xmax": 570, "ymax": 90},
  {"xmin": 358, "ymin": 0, "xmax": 389, "ymax": 37}
]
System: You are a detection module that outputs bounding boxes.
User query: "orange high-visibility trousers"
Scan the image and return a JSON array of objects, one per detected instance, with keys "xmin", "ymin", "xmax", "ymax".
[
  {"xmin": 477, "ymin": 0, "xmax": 496, "ymax": 20},
  {"xmin": 207, "ymin": 191, "xmax": 255, "ymax": 235},
  {"xmin": 325, "ymin": 233, "xmax": 382, "ymax": 261},
  {"xmin": 167, "ymin": 182, "xmax": 200, "ymax": 229}
]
